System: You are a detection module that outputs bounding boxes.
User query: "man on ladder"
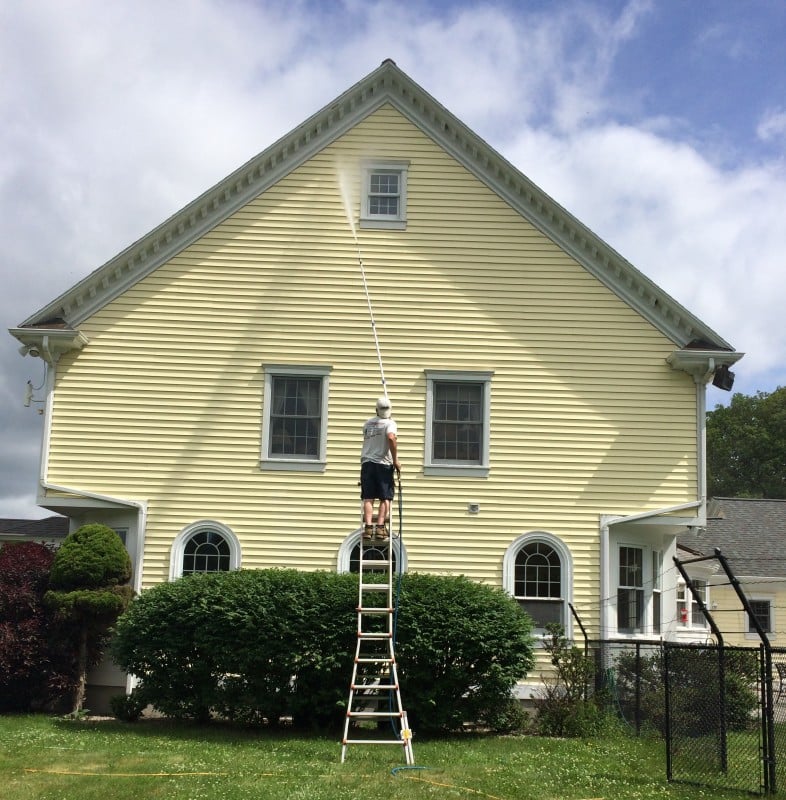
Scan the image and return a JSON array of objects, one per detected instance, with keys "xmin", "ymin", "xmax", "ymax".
[{"xmin": 360, "ymin": 396, "xmax": 400, "ymax": 542}]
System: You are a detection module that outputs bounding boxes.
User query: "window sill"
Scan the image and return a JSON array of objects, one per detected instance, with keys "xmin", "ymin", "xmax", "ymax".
[
  {"xmin": 424, "ymin": 464, "xmax": 489, "ymax": 478},
  {"xmin": 359, "ymin": 218, "xmax": 407, "ymax": 230},
  {"xmin": 260, "ymin": 459, "xmax": 326, "ymax": 472}
]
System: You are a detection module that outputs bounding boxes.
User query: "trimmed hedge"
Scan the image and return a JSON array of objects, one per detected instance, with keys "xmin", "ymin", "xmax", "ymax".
[{"xmin": 112, "ymin": 569, "xmax": 534, "ymax": 732}]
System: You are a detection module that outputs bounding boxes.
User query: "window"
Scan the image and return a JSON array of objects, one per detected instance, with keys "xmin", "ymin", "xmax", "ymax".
[
  {"xmin": 337, "ymin": 530, "xmax": 408, "ymax": 574},
  {"xmin": 170, "ymin": 521, "xmax": 241, "ymax": 580},
  {"xmin": 652, "ymin": 550, "xmax": 662, "ymax": 634},
  {"xmin": 503, "ymin": 532, "xmax": 572, "ymax": 636},
  {"xmin": 262, "ymin": 364, "xmax": 330, "ymax": 470},
  {"xmin": 677, "ymin": 579, "xmax": 707, "ymax": 628},
  {"xmin": 748, "ymin": 599, "xmax": 772, "ymax": 634},
  {"xmin": 424, "ymin": 370, "xmax": 492, "ymax": 476},
  {"xmin": 183, "ymin": 529, "xmax": 231, "ymax": 574},
  {"xmin": 617, "ymin": 546, "xmax": 644, "ymax": 634},
  {"xmin": 360, "ymin": 160, "xmax": 408, "ymax": 230}
]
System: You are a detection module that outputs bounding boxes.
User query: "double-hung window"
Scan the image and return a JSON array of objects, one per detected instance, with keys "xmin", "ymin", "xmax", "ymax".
[
  {"xmin": 261, "ymin": 364, "xmax": 330, "ymax": 471},
  {"xmin": 617, "ymin": 545, "xmax": 644, "ymax": 634},
  {"xmin": 424, "ymin": 370, "xmax": 492, "ymax": 476},
  {"xmin": 748, "ymin": 599, "xmax": 772, "ymax": 634},
  {"xmin": 360, "ymin": 160, "xmax": 408, "ymax": 230}
]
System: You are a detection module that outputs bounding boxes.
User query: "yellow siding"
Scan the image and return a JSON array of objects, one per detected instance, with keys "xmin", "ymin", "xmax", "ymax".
[{"xmin": 47, "ymin": 104, "xmax": 697, "ymax": 620}]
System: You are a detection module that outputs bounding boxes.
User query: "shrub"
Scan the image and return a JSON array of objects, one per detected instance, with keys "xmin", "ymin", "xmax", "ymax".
[
  {"xmin": 112, "ymin": 569, "xmax": 535, "ymax": 732},
  {"xmin": 535, "ymin": 624, "xmax": 610, "ymax": 737},
  {"xmin": 45, "ymin": 524, "xmax": 133, "ymax": 714},
  {"xmin": 110, "ymin": 690, "xmax": 147, "ymax": 722},
  {"xmin": 387, "ymin": 573, "xmax": 535, "ymax": 734},
  {"xmin": 0, "ymin": 542, "xmax": 73, "ymax": 711}
]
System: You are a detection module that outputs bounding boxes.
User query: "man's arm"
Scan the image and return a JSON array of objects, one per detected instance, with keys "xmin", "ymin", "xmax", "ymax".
[{"xmin": 387, "ymin": 431, "xmax": 401, "ymax": 473}]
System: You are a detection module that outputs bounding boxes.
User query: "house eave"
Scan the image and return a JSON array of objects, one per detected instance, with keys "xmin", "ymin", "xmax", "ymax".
[{"xmin": 9, "ymin": 326, "xmax": 89, "ymax": 363}]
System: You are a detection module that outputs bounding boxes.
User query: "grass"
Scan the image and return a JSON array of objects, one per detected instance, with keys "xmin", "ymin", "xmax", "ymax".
[{"xmin": 0, "ymin": 714, "xmax": 769, "ymax": 800}]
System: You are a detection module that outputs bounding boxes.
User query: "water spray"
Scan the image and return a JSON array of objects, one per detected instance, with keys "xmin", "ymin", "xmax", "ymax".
[{"xmin": 338, "ymin": 167, "xmax": 388, "ymax": 398}]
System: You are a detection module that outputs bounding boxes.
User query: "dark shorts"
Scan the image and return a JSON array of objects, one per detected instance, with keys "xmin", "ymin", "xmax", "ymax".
[{"xmin": 360, "ymin": 461, "xmax": 395, "ymax": 501}]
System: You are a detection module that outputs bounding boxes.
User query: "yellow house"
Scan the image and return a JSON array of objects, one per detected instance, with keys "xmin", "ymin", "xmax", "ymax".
[{"xmin": 10, "ymin": 60, "xmax": 742, "ymax": 704}]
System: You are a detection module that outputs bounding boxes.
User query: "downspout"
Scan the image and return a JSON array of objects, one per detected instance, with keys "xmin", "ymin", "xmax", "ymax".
[
  {"xmin": 38, "ymin": 356, "xmax": 147, "ymax": 596},
  {"xmin": 695, "ymin": 359, "xmax": 714, "ymax": 527}
]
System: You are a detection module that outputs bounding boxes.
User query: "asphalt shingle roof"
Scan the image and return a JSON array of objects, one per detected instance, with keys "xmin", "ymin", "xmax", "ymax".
[{"xmin": 678, "ymin": 497, "xmax": 786, "ymax": 578}]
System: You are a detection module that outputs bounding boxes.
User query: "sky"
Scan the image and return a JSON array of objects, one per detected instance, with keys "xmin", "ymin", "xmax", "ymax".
[{"xmin": 1, "ymin": 0, "xmax": 785, "ymax": 519}]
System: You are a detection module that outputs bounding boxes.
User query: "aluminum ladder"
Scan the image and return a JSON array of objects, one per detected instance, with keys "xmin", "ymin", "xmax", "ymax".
[{"xmin": 340, "ymin": 532, "xmax": 414, "ymax": 763}]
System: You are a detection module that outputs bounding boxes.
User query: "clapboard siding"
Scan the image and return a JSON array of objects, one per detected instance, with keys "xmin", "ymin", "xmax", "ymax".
[{"xmin": 46, "ymin": 104, "xmax": 697, "ymax": 609}]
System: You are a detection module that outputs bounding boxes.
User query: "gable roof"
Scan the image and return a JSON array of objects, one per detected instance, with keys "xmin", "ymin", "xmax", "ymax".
[
  {"xmin": 15, "ymin": 59, "xmax": 736, "ymax": 354},
  {"xmin": 679, "ymin": 497, "xmax": 786, "ymax": 578}
]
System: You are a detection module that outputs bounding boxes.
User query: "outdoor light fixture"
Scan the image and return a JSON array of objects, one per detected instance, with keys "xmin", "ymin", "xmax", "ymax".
[{"xmin": 712, "ymin": 364, "xmax": 735, "ymax": 391}]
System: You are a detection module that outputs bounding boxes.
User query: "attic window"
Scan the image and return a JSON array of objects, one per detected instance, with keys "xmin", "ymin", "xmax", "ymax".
[{"xmin": 360, "ymin": 160, "xmax": 408, "ymax": 230}]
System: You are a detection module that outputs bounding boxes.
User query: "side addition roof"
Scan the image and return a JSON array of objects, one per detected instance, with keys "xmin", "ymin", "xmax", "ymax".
[
  {"xmin": 14, "ymin": 59, "xmax": 738, "ymax": 356},
  {"xmin": 679, "ymin": 497, "xmax": 786, "ymax": 579}
]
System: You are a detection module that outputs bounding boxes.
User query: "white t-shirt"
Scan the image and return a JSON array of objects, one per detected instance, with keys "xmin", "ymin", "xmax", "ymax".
[{"xmin": 361, "ymin": 416, "xmax": 397, "ymax": 465}]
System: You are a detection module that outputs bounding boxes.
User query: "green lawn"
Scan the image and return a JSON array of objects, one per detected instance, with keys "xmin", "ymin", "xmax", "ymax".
[{"xmin": 0, "ymin": 714, "xmax": 766, "ymax": 800}]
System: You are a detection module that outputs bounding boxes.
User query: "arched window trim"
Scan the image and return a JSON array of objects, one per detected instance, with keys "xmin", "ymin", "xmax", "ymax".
[
  {"xmin": 503, "ymin": 531, "xmax": 573, "ymax": 639},
  {"xmin": 337, "ymin": 528, "xmax": 408, "ymax": 573},
  {"xmin": 169, "ymin": 520, "xmax": 241, "ymax": 580}
]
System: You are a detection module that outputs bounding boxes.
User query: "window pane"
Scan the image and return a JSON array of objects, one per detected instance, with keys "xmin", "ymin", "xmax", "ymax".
[
  {"xmin": 518, "ymin": 598, "xmax": 563, "ymax": 628},
  {"xmin": 617, "ymin": 588, "xmax": 644, "ymax": 633},
  {"xmin": 514, "ymin": 543, "xmax": 561, "ymax": 598},
  {"xmin": 270, "ymin": 376, "xmax": 321, "ymax": 457},
  {"xmin": 432, "ymin": 382, "xmax": 482, "ymax": 462}
]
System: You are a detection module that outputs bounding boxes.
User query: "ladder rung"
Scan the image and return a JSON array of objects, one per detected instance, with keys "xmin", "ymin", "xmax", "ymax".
[
  {"xmin": 342, "ymin": 739, "xmax": 409, "ymax": 746},
  {"xmin": 351, "ymin": 684, "xmax": 397, "ymax": 691},
  {"xmin": 357, "ymin": 607, "xmax": 392, "ymax": 613},
  {"xmin": 358, "ymin": 632, "xmax": 391, "ymax": 639},
  {"xmin": 360, "ymin": 583, "xmax": 389, "ymax": 591},
  {"xmin": 356, "ymin": 657, "xmax": 393, "ymax": 663},
  {"xmin": 360, "ymin": 559, "xmax": 391, "ymax": 566},
  {"xmin": 347, "ymin": 711, "xmax": 403, "ymax": 718}
]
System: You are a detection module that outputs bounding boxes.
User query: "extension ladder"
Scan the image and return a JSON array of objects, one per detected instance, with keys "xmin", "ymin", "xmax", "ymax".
[{"xmin": 340, "ymin": 531, "xmax": 414, "ymax": 764}]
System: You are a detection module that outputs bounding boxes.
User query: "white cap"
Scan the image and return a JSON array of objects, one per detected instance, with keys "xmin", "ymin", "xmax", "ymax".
[{"xmin": 375, "ymin": 395, "xmax": 392, "ymax": 418}]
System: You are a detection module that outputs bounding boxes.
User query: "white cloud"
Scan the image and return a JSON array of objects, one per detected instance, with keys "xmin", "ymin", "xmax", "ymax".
[{"xmin": 757, "ymin": 108, "xmax": 786, "ymax": 143}]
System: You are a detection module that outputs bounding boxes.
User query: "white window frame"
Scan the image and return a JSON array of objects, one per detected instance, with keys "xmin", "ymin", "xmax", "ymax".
[
  {"xmin": 261, "ymin": 364, "xmax": 331, "ymax": 471},
  {"xmin": 424, "ymin": 370, "xmax": 492, "ymax": 477},
  {"xmin": 676, "ymin": 578, "xmax": 709, "ymax": 631},
  {"xmin": 169, "ymin": 520, "xmax": 241, "ymax": 580},
  {"xmin": 337, "ymin": 528, "xmax": 408, "ymax": 573},
  {"xmin": 503, "ymin": 531, "xmax": 572, "ymax": 639},
  {"xmin": 359, "ymin": 160, "xmax": 409, "ymax": 230}
]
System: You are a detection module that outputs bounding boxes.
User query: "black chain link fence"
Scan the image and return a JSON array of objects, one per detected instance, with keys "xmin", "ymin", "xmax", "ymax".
[{"xmin": 583, "ymin": 640, "xmax": 786, "ymax": 795}]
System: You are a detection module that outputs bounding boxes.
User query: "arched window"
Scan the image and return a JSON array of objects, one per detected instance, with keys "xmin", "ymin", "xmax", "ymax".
[
  {"xmin": 337, "ymin": 530, "xmax": 408, "ymax": 574},
  {"xmin": 170, "ymin": 521, "xmax": 241, "ymax": 580},
  {"xmin": 503, "ymin": 532, "xmax": 572, "ymax": 635},
  {"xmin": 183, "ymin": 529, "xmax": 231, "ymax": 574}
]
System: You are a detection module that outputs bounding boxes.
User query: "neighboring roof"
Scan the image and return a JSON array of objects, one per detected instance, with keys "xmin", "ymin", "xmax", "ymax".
[
  {"xmin": 15, "ymin": 59, "xmax": 735, "ymax": 353},
  {"xmin": 0, "ymin": 517, "xmax": 69, "ymax": 538},
  {"xmin": 679, "ymin": 498, "xmax": 786, "ymax": 578}
]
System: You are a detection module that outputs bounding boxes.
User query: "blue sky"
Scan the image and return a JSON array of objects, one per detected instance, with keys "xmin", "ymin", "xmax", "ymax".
[{"xmin": 2, "ymin": 0, "xmax": 785, "ymax": 517}]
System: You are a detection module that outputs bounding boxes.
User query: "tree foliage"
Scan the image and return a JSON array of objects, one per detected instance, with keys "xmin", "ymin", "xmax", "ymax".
[
  {"xmin": 0, "ymin": 542, "xmax": 73, "ymax": 710},
  {"xmin": 45, "ymin": 524, "xmax": 133, "ymax": 714},
  {"xmin": 707, "ymin": 387, "xmax": 786, "ymax": 498}
]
